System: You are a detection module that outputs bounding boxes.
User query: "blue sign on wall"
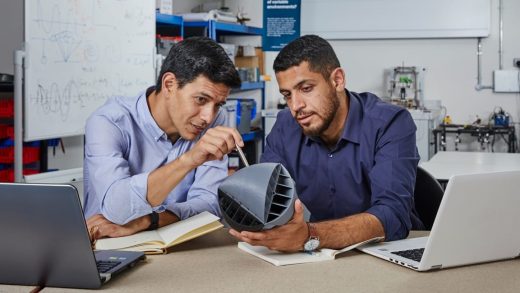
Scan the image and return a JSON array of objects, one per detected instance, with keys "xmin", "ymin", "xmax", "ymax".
[{"xmin": 263, "ymin": 0, "xmax": 301, "ymax": 51}]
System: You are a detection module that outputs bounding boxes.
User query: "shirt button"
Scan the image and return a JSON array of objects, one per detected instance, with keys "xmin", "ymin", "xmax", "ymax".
[{"xmin": 328, "ymin": 153, "xmax": 333, "ymax": 158}]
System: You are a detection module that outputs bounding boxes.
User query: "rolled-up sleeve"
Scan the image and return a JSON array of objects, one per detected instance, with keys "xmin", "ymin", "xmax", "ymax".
[
  {"xmin": 165, "ymin": 158, "xmax": 228, "ymax": 220},
  {"xmin": 84, "ymin": 115, "xmax": 153, "ymax": 224},
  {"xmin": 365, "ymin": 110, "xmax": 419, "ymax": 241},
  {"xmin": 164, "ymin": 110, "xmax": 229, "ymax": 219}
]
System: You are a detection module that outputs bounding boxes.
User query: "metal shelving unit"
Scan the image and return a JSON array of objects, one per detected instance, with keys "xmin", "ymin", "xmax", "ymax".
[
  {"xmin": 184, "ymin": 20, "xmax": 263, "ymax": 39},
  {"xmin": 236, "ymin": 81, "xmax": 265, "ymax": 91},
  {"xmin": 156, "ymin": 13, "xmax": 184, "ymax": 36},
  {"xmin": 156, "ymin": 13, "xmax": 183, "ymax": 25}
]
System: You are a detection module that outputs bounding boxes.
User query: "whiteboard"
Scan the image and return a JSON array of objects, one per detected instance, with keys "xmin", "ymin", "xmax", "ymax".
[
  {"xmin": 24, "ymin": 0, "xmax": 155, "ymax": 141},
  {"xmin": 301, "ymin": 0, "xmax": 491, "ymax": 39}
]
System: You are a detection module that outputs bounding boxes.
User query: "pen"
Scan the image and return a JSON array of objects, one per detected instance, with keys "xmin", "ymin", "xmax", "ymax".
[{"xmin": 235, "ymin": 143, "xmax": 249, "ymax": 167}]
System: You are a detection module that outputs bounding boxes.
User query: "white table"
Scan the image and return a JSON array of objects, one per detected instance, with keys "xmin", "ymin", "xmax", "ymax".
[{"xmin": 420, "ymin": 151, "xmax": 520, "ymax": 181}]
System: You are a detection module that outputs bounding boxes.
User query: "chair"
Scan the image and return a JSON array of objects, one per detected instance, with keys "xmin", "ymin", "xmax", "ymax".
[{"xmin": 413, "ymin": 166, "xmax": 444, "ymax": 230}]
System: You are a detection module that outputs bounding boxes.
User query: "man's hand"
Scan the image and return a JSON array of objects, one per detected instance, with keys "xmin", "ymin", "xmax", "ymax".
[
  {"xmin": 147, "ymin": 126, "xmax": 242, "ymax": 207},
  {"xmin": 86, "ymin": 214, "xmax": 150, "ymax": 240},
  {"xmin": 229, "ymin": 199, "xmax": 309, "ymax": 252},
  {"xmin": 182, "ymin": 126, "xmax": 244, "ymax": 169}
]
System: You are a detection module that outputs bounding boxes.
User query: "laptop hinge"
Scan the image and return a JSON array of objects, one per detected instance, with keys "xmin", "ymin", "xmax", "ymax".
[
  {"xmin": 100, "ymin": 273, "xmax": 112, "ymax": 283},
  {"xmin": 430, "ymin": 264, "xmax": 443, "ymax": 270}
]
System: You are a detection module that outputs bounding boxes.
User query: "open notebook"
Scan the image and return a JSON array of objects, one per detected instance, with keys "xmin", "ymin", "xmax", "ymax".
[
  {"xmin": 96, "ymin": 211, "xmax": 223, "ymax": 254},
  {"xmin": 238, "ymin": 236, "xmax": 383, "ymax": 266}
]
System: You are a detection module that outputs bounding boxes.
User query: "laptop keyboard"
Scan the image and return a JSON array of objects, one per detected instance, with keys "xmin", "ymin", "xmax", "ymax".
[
  {"xmin": 97, "ymin": 260, "xmax": 121, "ymax": 273},
  {"xmin": 391, "ymin": 248, "xmax": 424, "ymax": 262}
]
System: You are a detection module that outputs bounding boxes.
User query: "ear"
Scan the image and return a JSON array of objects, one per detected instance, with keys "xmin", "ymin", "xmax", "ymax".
[
  {"xmin": 162, "ymin": 72, "xmax": 177, "ymax": 93},
  {"xmin": 330, "ymin": 68, "xmax": 345, "ymax": 91}
]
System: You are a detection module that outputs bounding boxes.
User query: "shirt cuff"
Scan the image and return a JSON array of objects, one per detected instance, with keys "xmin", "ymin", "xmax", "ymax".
[{"xmin": 167, "ymin": 203, "xmax": 188, "ymax": 220}]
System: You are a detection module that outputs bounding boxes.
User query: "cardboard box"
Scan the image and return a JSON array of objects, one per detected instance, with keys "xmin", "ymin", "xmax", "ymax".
[
  {"xmin": 235, "ymin": 56, "xmax": 259, "ymax": 68},
  {"xmin": 235, "ymin": 47, "xmax": 265, "ymax": 75},
  {"xmin": 255, "ymin": 47, "xmax": 264, "ymax": 75}
]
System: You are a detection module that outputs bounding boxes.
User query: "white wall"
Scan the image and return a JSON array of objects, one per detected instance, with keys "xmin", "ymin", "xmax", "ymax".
[
  {"xmin": 46, "ymin": 137, "xmax": 84, "ymax": 171},
  {"xmin": 331, "ymin": 0, "xmax": 520, "ymax": 126}
]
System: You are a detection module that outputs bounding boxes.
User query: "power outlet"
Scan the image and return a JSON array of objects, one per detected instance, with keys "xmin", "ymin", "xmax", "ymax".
[
  {"xmin": 514, "ymin": 58, "xmax": 520, "ymax": 68},
  {"xmin": 494, "ymin": 70, "xmax": 520, "ymax": 93}
]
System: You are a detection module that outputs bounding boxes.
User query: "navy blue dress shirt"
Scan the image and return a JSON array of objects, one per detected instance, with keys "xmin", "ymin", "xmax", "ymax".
[{"xmin": 261, "ymin": 90, "xmax": 423, "ymax": 241}]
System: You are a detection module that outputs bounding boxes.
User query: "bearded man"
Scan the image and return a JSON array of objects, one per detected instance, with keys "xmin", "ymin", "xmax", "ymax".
[{"xmin": 230, "ymin": 35, "xmax": 424, "ymax": 252}]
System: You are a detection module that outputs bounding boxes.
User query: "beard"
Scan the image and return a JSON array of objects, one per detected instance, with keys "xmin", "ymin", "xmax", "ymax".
[{"xmin": 294, "ymin": 87, "xmax": 340, "ymax": 137}]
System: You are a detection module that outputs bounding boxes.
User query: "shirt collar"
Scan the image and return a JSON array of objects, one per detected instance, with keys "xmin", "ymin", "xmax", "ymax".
[
  {"xmin": 340, "ymin": 89, "xmax": 362, "ymax": 145},
  {"xmin": 138, "ymin": 86, "xmax": 168, "ymax": 142},
  {"xmin": 304, "ymin": 89, "xmax": 362, "ymax": 146}
]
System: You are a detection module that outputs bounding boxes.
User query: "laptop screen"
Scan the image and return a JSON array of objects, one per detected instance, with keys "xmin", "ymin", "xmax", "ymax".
[{"xmin": 0, "ymin": 183, "xmax": 103, "ymax": 288}]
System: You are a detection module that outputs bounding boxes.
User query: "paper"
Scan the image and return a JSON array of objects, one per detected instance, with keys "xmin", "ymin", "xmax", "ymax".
[
  {"xmin": 238, "ymin": 236, "xmax": 384, "ymax": 266},
  {"xmin": 182, "ymin": 10, "xmax": 237, "ymax": 23}
]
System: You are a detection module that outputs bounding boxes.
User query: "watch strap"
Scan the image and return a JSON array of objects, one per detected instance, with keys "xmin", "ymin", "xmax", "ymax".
[
  {"xmin": 146, "ymin": 211, "xmax": 159, "ymax": 231},
  {"xmin": 303, "ymin": 222, "xmax": 320, "ymax": 252},
  {"xmin": 307, "ymin": 222, "xmax": 318, "ymax": 239}
]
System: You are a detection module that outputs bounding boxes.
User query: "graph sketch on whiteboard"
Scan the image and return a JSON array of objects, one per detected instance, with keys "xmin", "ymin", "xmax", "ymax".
[
  {"xmin": 35, "ymin": 82, "xmax": 71, "ymax": 121},
  {"xmin": 24, "ymin": 0, "xmax": 155, "ymax": 140}
]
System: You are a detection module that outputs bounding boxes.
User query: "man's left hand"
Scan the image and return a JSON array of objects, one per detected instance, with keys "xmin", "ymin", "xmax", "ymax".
[{"xmin": 229, "ymin": 199, "xmax": 309, "ymax": 252}]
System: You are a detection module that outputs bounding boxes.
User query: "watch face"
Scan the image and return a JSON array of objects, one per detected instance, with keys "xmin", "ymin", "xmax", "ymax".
[{"xmin": 304, "ymin": 238, "xmax": 320, "ymax": 252}]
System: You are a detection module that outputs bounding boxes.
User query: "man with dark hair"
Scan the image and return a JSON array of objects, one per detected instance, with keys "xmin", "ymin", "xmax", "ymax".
[
  {"xmin": 230, "ymin": 35, "xmax": 423, "ymax": 252},
  {"xmin": 84, "ymin": 37, "xmax": 243, "ymax": 238}
]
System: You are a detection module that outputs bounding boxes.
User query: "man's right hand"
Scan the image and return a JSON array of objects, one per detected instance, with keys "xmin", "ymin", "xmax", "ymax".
[
  {"xmin": 147, "ymin": 126, "xmax": 242, "ymax": 207},
  {"xmin": 228, "ymin": 199, "xmax": 309, "ymax": 252},
  {"xmin": 182, "ymin": 126, "xmax": 244, "ymax": 169}
]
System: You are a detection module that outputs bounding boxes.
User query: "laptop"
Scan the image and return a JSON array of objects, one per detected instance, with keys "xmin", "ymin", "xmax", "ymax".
[
  {"xmin": 359, "ymin": 170, "xmax": 520, "ymax": 271},
  {"xmin": 0, "ymin": 183, "xmax": 145, "ymax": 289}
]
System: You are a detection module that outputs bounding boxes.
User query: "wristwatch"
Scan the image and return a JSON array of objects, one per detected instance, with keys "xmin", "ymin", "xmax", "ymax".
[
  {"xmin": 303, "ymin": 222, "xmax": 320, "ymax": 252},
  {"xmin": 146, "ymin": 211, "xmax": 159, "ymax": 231}
]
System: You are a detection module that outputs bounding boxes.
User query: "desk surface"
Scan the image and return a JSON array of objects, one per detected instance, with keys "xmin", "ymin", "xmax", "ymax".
[
  {"xmin": 3, "ymin": 229, "xmax": 519, "ymax": 293},
  {"xmin": 420, "ymin": 151, "xmax": 520, "ymax": 181}
]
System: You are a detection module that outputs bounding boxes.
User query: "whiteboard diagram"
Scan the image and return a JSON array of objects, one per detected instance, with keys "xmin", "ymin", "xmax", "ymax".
[{"xmin": 24, "ymin": 0, "xmax": 155, "ymax": 140}]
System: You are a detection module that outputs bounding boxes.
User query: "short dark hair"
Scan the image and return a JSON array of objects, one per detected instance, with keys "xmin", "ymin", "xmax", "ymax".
[
  {"xmin": 273, "ymin": 35, "xmax": 340, "ymax": 79},
  {"xmin": 156, "ymin": 36, "xmax": 241, "ymax": 92}
]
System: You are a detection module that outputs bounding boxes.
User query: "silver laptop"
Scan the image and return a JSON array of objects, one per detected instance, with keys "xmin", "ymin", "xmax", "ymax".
[
  {"xmin": 0, "ymin": 183, "xmax": 145, "ymax": 289},
  {"xmin": 359, "ymin": 170, "xmax": 520, "ymax": 271}
]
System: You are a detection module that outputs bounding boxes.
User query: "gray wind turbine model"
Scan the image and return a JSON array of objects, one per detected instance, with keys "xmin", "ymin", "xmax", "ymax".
[{"xmin": 218, "ymin": 163, "xmax": 309, "ymax": 232}]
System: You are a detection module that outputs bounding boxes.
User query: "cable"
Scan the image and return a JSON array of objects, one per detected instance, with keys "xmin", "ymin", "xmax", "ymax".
[
  {"xmin": 500, "ymin": 133, "xmax": 510, "ymax": 145},
  {"xmin": 440, "ymin": 105, "xmax": 448, "ymax": 123}
]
